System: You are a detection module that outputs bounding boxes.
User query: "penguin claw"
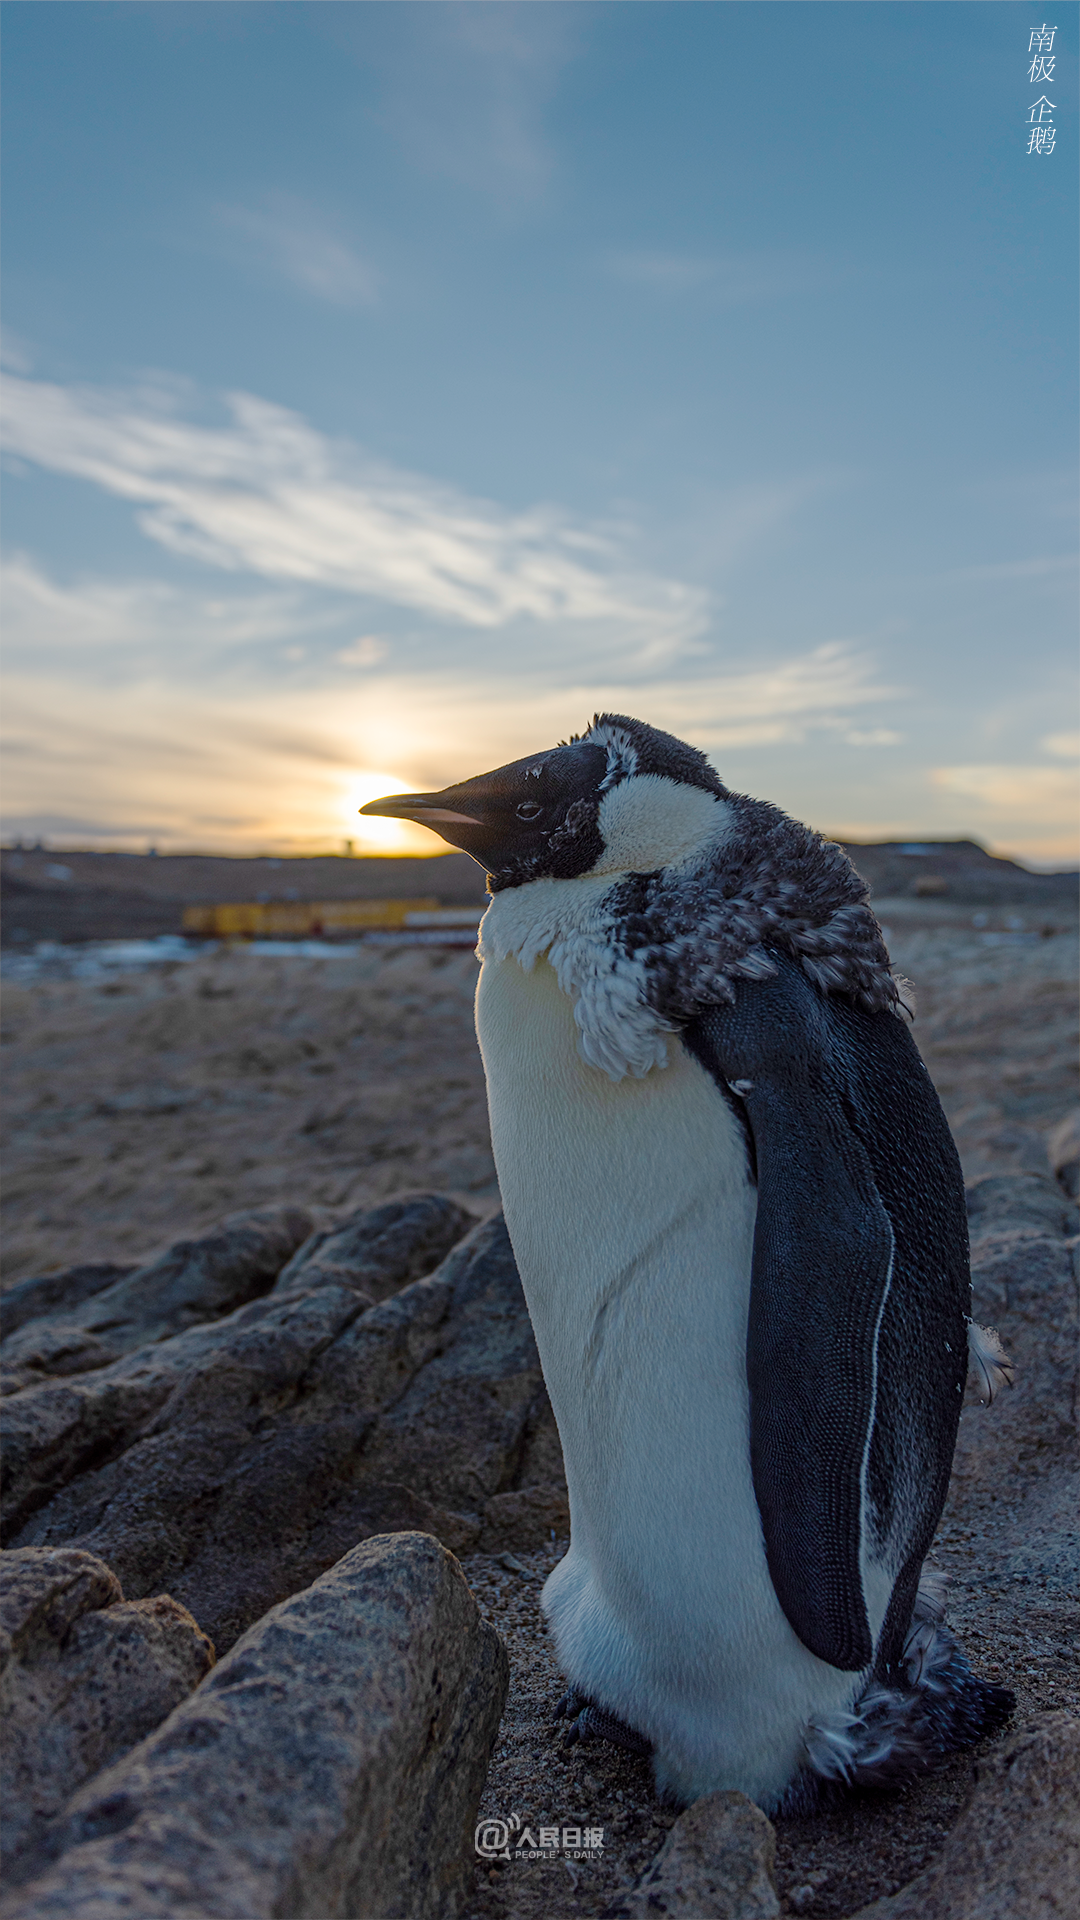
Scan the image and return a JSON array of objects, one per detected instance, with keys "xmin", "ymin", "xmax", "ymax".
[
  {"xmin": 554, "ymin": 1693, "xmax": 653, "ymax": 1757},
  {"xmin": 553, "ymin": 1687, "xmax": 587, "ymax": 1722}
]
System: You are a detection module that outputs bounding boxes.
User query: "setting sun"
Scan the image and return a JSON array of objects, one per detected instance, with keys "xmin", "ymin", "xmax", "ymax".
[{"xmin": 344, "ymin": 772, "xmax": 447, "ymax": 856}]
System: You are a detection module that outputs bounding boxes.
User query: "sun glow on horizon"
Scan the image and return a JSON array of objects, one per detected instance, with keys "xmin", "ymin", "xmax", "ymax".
[{"xmin": 344, "ymin": 771, "xmax": 450, "ymax": 856}]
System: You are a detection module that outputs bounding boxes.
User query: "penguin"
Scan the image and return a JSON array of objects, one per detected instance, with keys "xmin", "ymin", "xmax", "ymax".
[{"xmin": 362, "ymin": 714, "xmax": 1014, "ymax": 1811}]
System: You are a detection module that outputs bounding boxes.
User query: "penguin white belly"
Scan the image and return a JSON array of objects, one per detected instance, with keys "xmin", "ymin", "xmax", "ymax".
[{"xmin": 476, "ymin": 950, "xmax": 861, "ymax": 1808}]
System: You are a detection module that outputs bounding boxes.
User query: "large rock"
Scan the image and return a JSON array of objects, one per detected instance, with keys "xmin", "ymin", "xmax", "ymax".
[
  {"xmin": 1, "ymin": 1547, "xmax": 213, "ymax": 1880},
  {"xmin": 272, "ymin": 1193, "xmax": 477, "ymax": 1303},
  {"xmin": 965, "ymin": 1170, "xmax": 1078, "ymax": 1243},
  {"xmin": 3, "ymin": 1205, "xmax": 565, "ymax": 1650},
  {"xmin": 606, "ymin": 1791, "xmax": 780, "ymax": 1919},
  {"xmin": 3, "ymin": 1533, "xmax": 509, "ymax": 1920},
  {"xmin": 0, "ymin": 1269, "xmax": 133, "ymax": 1344},
  {"xmin": 848, "ymin": 1713, "xmax": 1080, "ymax": 1920},
  {"xmin": 0, "ymin": 1207, "xmax": 316, "ymax": 1394}
]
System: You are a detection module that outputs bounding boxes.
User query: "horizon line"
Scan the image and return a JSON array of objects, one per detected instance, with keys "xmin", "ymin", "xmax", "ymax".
[{"xmin": 3, "ymin": 839, "xmax": 1078, "ymax": 878}]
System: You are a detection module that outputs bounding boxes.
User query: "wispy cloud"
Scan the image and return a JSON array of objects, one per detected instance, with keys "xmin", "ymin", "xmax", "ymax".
[
  {"xmin": 217, "ymin": 195, "xmax": 382, "ymax": 307},
  {"xmin": 932, "ymin": 762, "xmax": 1080, "ymax": 822},
  {"xmin": 2, "ymin": 548, "xmax": 906, "ymax": 853},
  {"xmin": 22, "ymin": 548, "xmax": 1069, "ymax": 858},
  {"xmin": 940, "ymin": 554, "xmax": 1078, "ymax": 585},
  {"xmin": 1, "ymin": 374, "xmax": 707, "ymax": 655},
  {"xmin": 2, "ymin": 674, "xmax": 382, "ymax": 853},
  {"xmin": 344, "ymin": 1, "xmax": 578, "ymax": 210},
  {"xmin": 0, "ymin": 552, "xmax": 326, "ymax": 682},
  {"xmin": 0, "ymin": 654, "xmax": 893, "ymax": 852},
  {"xmin": 606, "ymin": 248, "xmax": 838, "ymax": 305},
  {"xmin": 337, "ymin": 635, "xmax": 388, "ymax": 668},
  {"xmin": 656, "ymin": 644, "xmax": 901, "ymax": 752}
]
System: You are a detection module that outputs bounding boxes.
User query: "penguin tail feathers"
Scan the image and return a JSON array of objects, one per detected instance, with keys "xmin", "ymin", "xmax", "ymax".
[{"xmin": 798, "ymin": 1580, "xmax": 1015, "ymax": 1799}]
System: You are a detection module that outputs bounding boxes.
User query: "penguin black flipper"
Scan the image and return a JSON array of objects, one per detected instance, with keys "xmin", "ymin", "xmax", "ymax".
[{"xmin": 683, "ymin": 952, "xmax": 970, "ymax": 1677}]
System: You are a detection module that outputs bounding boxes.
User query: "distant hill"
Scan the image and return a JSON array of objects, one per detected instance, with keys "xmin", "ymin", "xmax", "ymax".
[
  {"xmin": 837, "ymin": 839, "xmax": 1079, "ymax": 908},
  {"xmin": 1, "ymin": 840, "xmax": 1076, "ymax": 947}
]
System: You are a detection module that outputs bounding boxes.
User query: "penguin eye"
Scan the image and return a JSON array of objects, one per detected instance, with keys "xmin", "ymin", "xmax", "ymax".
[{"xmin": 516, "ymin": 801, "xmax": 543, "ymax": 822}]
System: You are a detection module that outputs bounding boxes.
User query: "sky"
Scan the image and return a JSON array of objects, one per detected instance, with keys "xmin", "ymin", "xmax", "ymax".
[{"xmin": 1, "ymin": 0, "xmax": 1077, "ymax": 865}]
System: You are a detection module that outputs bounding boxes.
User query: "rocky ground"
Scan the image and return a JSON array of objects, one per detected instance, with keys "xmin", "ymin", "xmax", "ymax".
[
  {"xmin": 1, "ymin": 1535, "xmax": 508, "ymax": 1920},
  {"xmin": 1, "ymin": 892, "xmax": 1077, "ymax": 1920}
]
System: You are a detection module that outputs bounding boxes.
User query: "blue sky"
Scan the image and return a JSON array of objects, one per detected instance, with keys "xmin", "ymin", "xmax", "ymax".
[{"xmin": 2, "ymin": 1, "xmax": 1077, "ymax": 862}]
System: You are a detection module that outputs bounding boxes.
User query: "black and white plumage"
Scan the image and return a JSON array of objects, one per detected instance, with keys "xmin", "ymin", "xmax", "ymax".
[{"xmin": 362, "ymin": 714, "xmax": 1014, "ymax": 1809}]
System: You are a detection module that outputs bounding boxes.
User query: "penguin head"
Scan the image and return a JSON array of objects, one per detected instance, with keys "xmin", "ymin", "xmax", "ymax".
[{"xmin": 360, "ymin": 714, "xmax": 730, "ymax": 891}]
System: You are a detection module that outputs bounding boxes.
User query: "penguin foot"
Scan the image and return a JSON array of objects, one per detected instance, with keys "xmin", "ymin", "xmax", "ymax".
[
  {"xmin": 553, "ymin": 1686, "xmax": 587, "ymax": 1722},
  {"xmin": 804, "ymin": 1581, "xmax": 1016, "ymax": 1792},
  {"xmin": 554, "ymin": 1689, "xmax": 652, "ymax": 1758}
]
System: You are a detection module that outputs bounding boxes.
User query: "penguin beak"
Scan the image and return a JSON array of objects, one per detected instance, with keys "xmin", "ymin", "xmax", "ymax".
[
  {"xmin": 361, "ymin": 739, "xmax": 606, "ymax": 874},
  {"xmin": 360, "ymin": 772, "xmax": 512, "ymax": 865}
]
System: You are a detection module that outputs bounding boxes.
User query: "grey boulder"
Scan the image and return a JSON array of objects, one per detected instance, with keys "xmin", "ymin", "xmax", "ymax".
[
  {"xmin": 3, "ymin": 1203, "xmax": 564, "ymax": 1652},
  {"xmin": 0, "ymin": 1269, "xmax": 133, "ymax": 1345},
  {"xmin": 848, "ymin": 1712, "xmax": 1080, "ymax": 1920},
  {"xmin": 1, "ymin": 1546, "xmax": 213, "ymax": 1879},
  {"xmin": 3, "ymin": 1532, "xmax": 509, "ymax": 1920},
  {"xmin": 0, "ymin": 1205, "xmax": 317, "ymax": 1394},
  {"xmin": 606, "ymin": 1791, "xmax": 780, "ymax": 1919},
  {"xmin": 272, "ymin": 1192, "xmax": 477, "ymax": 1303}
]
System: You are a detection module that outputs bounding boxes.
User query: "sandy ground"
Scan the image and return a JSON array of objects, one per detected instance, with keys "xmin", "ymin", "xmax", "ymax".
[
  {"xmin": 1, "ymin": 907, "xmax": 1077, "ymax": 1919},
  {"xmin": 0, "ymin": 942, "xmax": 497, "ymax": 1285},
  {"xmin": 1, "ymin": 907, "xmax": 1075, "ymax": 1283},
  {"xmin": 460, "ymin": 1541, "xmax": 1078, "ymax": 1920}
]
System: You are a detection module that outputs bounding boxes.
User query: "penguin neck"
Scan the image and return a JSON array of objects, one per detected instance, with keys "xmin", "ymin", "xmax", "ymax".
[
  {"xmin": 480, "ymin": 868, "xmax": 627, "ymax": 973},
  {"xmin": 478, "ymin": 867, "xmax": 675, "ymax": 1084},
  {"xmin": 478, "ymin": 784, "xmax": 732, "ymax": 968}
]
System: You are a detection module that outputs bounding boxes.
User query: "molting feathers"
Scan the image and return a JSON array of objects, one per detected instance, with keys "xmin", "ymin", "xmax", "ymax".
[{"xmin": 967, "ymin": 1321, "xmax": 1015, "ymax": 1406}]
